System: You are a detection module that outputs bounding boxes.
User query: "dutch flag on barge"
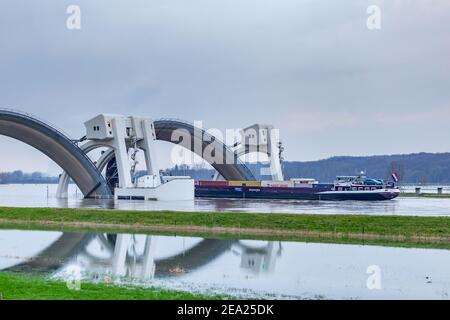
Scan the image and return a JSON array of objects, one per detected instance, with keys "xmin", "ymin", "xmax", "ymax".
[{"xmin": 392, "ymin": 171, "xmax": 400, "ymax": 182}]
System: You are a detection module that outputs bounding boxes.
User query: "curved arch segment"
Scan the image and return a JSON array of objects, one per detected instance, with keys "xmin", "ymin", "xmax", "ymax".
[
  {"xmin": 153, "ymin": 119, "xmax": 255, "ymax": 181},
  {"xmin": 0, "ymin": 110, "xmax": 111, "ymax": 198},
  {"xmin": 56, "ymin": 142, "xmax": 116, "ymax": 198}
]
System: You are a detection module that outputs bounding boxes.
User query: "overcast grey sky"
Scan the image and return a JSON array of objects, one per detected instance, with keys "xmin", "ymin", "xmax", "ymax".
[{"xmin": 0, "ymin": 0, "xmax": 449, "ymax": 173}]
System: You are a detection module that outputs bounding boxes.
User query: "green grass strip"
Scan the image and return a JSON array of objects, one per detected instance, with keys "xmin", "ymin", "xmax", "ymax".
[
  {"xmin": 0, "ymin": 272, "xmax": 222, "ymax": 300},
  {"xmin": 1, "ymin": 206, "xmax": 450, "ymax": 236},
  {"xmin": 400, "ymin": 193, "xmax": 450, "ymax": 198}
]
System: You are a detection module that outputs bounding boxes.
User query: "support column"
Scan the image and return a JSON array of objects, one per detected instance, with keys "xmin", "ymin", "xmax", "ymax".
[
  {"xmin": 111, "ymin": 117, "xmax": 133, "ymax": 188},
  {"xmin": 56, "ymin": 174, "xmax": 69, "ymax": 198},
  {"xmin": 268, "ymin": 129, "xmax": 284, "ymax": 181},
  {"xmin": 112, "ymin": 234, "xmax": 131, "ymax": 277},
  {"xmin": 141, "ymin": 119, "xmax": 161, "ymax": 186},
  {"xmin": 141, "ymin": 236, "xmax": 157, "ymax": 280}
]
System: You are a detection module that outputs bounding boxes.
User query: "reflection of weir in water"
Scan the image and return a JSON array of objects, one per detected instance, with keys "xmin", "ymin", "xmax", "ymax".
[
  {"xmin": 4, "ymin": 232, "xmax": 282, "ymax": 281},
  {"xmin": 5, "ymin": 233, "xmax": 92, "ymax": 273}
]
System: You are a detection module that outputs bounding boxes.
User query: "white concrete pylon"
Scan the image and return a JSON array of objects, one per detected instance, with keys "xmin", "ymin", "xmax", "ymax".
[
  {"xmin": 233, "ymin": 124, "xmax": 284, "ymax": 181},
  {"xmin": 140, "ymin": 119, "xmax": 161, "ymax": 186},
  {"xmin": 111, "ymin": 117, "xmax": 133, "ymax": 188},
  {"xmin": 141, "ymin": 236, "xmax": 157, "ymax": 280},
  {"xmin": 112, "ymin": 234, "xmax": 132, "ymax": 277}
]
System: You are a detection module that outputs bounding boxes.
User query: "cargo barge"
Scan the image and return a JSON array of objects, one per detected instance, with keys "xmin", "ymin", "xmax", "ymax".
[{"xmin": 195, "ymin": 175, "xmax": 400, "ymax": 201}]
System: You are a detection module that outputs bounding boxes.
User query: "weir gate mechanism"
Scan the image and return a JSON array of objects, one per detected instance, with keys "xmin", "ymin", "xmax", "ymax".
[{"xmin": 62, "ymin": 114, "xmax": 195, "ymax": 201}]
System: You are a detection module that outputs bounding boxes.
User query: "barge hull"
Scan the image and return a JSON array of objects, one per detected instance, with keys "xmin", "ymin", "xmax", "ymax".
[{"xmin": 195, "ymin": 187, "xmax": 399, "ymax": 201}]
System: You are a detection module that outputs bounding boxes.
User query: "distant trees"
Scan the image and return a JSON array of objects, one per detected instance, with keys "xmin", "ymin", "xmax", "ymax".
[
  {"xmin": 283, "ymin": 153, "xmax": 450, "ymax": 184},
  {"xmin": 0, "ymin": 170, "xmax": 58, "ymax": 184},
  {"xmin": 162, "ymin": 164, "xmax": 216, "ymax": 180}
]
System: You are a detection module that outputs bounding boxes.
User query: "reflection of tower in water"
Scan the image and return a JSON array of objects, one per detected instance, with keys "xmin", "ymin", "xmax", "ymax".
[
  {"xmin": 236, "ymin": 242, "xmax": 282, "ymax": 274},
  {"xmin": 111, "ymin": 234, "xmax": 157, "ymax": 280}
]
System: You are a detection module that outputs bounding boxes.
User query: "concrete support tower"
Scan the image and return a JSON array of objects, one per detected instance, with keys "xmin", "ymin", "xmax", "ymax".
[{"xmin": 231, "ymin": 124, "xmax": 284, "ymax": 181}]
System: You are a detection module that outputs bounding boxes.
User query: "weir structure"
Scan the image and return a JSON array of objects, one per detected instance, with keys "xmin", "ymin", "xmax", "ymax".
[{"xmin": 0, "ymin": 109, "xmax": 285, "ymax": 201}]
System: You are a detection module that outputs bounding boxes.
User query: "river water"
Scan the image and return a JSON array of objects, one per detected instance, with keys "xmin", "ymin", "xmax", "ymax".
[
  {"xmin": 1, "ymin": 184, "xmax": 450, "ymax": 216},
  {"xmin": 1, "ymin": 229, "xmax": 450, "ymax": 299}
]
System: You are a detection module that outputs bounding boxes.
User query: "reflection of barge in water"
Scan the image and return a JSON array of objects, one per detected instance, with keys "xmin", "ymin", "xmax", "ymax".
[{"xmin": 195, "ymin": 175, "xmax": 400, "ymax": 201}]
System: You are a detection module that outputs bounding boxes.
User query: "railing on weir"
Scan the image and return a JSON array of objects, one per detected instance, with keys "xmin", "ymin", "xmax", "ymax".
[{"xmin": 0, "ymin": 108, "xmax": 75, "ymax": 140}]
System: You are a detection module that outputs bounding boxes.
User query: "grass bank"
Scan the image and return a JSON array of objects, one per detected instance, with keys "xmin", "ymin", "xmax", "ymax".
[
  {"xmin": 0, "ymin": 272, "xmax": 221, "ymax": 300},
  {"xmin": 1, "ymin": 207, "xmax": 450, "ymax": 248},
  {"xmin": 400, "ymin": 193, "xmax": 450, "ymax": 198}
]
